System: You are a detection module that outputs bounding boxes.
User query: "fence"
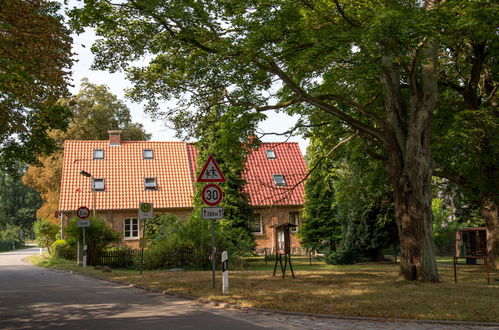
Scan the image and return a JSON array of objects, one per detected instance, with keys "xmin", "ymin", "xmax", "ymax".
[{"xmin": 97, "ymin": 249, "xmax": 139, "ymax": 268}]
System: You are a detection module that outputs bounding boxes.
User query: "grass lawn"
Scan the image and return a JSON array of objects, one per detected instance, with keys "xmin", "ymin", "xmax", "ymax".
[{"xmin": 29, "ymin": 255, "xmax": 499, "ymax": 323}]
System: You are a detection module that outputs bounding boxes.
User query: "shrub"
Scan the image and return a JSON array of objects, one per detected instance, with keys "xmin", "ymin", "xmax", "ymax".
[
  {"xmin": 51, "ymin": 239, "xmax": 75, "ymax": 260},
  {"xmin": 325, "ymin": 247, "xmax": 361, "ymax": 265},
  {"xmin": 33, "ymin": 218, "xmax": 59, "ymax": 253},
  {"xmin": 65, "ymin": 217, "xmax": 121, "ymax": 265}
]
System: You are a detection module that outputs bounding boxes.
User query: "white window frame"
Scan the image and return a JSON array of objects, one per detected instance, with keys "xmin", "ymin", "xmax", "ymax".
[
  {"xmin": 124, "ymin": 218, "xmax": 139, "ymax": 239},
  {"xmin": 273, "ymin": 174, "xmax": 286, "ymax": 186},
  {"xmin": 93, "ymin": 149, "xmax": 104, "ymax": 159},
  {"xmin": 249, "ymin": 213, "xmax": 263, "ymax": 235},
  {"xmin": 143, "ymin": 149, "xmax": 154, "ymax": 159},
  {"xmin": 289, "ymin": 212, "xmax": 300, "ymax": 233},
  {"xmin": 265, "ymin": 149, "xmax": 276, "ymax": 159},
  {"xmin": 92, "ymin": 178, "xmax": 105, "ymax": 191},
  {"xmin": 144, "ymin": 177, "xmax": 157, "ymax": 190}
]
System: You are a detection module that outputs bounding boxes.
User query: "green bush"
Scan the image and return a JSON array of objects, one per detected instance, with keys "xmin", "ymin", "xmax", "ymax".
[
  {"xmin": 33, "ymin": 218, "xmax": 59, "ymax": 253},
  {"xmin": 325, "ymin": 247, "xmax": 360, "ymax": 265},
  {"xmin": 51, "ymin": 239, "xmax": 75, "ymax": 260},
  {"xmin": 65, "ymin": 217, "xmax": 121, "ymax": 265}
]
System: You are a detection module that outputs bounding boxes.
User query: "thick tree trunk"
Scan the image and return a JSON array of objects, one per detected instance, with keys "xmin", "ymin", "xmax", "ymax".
[
  {"xmin": 379, "ymin": 2, "xmax": 440, "ymax": 281},
  {"xmin": 389, "ymin": 161, "xmax": 439, "ymax": 281},
  {"xmin": 481, "ymin": 199, "xmax": 498, "ymax": 270}
]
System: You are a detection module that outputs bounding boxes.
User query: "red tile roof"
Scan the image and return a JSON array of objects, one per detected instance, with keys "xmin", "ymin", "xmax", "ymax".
[
  {"xmin": 59, "ymin": 140, "xmax": 306, "ymax": 211},
  {"xmin": 243, "ymin": 143, "xmax": 307, "ymax": 206}
]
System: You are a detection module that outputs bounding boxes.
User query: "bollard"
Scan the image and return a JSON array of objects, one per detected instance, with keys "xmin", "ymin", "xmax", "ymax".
[{"xmin": 222, "ymin": 251, "xmax": 229, "ymax": 294}]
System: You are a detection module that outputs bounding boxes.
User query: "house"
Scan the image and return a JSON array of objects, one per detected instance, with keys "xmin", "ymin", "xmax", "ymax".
[{"xmin": 59, "ymin": 131, "xmax": 307, "ymax": 253}]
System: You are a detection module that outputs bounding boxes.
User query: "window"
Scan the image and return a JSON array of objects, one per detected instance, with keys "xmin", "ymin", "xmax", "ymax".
[
  {"xmin": 92, "ymin": 178, "xmax": 105, "ymax": 191},
  {"xmin": 273, "ymin": 174, "xmax": 286, "ymax": 186},
  {"xmin": 249, "ymin": 213, "xmax": 263, "ymax": 234},
  {"xmin": 144, "ymin": 177, "xmax": 157, "ymax": 190},
  {"xmin": 289, "ymin": 212, "xmax": 300, "ymax": 233},
  {"xmin": 124, "ymin": 218, "xmax": 139, "ymax": 239},
  {"xmin": 265, "ymin": 149, "xmax": 276, "ymax": 159},
  {"xmin": 93, "ymin": 149, "xmax": 104, "ymax": 159},
  {"xmin": 143, "ymin": 149, "xmax": 154, "ymax": 159}
]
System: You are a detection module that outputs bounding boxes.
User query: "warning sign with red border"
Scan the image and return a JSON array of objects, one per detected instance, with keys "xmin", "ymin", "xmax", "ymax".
[{"xmin": 196, "ymin": 155, "xmax": 226, "ymax": 182}]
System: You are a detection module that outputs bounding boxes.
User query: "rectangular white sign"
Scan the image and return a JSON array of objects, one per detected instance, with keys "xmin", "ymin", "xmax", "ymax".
[
  {"xmin": 202, "ymin": 207, "xmax": 224, "ymax": 220},
  {"xmin": 77, "ymin": 220, "xmax": 90, "ymax": 227}
]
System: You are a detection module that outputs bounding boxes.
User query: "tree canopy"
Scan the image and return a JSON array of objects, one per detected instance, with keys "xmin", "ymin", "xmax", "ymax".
[
  {"xmin": 68, "ymin": 0, "xmax": 498, "ymax": 280},
  {"xmin": 0, "ymin": 0, "xmax": 73, "ymax": 169}
]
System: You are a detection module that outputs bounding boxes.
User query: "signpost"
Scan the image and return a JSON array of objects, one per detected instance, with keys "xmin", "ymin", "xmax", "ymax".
[
  {"xmin": 76, "ymin": 206, "xmax": 90, "ymax": 268},
  {"xmin": 138, "ymin": 203, "xmax": 153, "ymax": 275},
  {"xmin": 197, "ymin": 155, "xmax": 226, "ymax": 289}
]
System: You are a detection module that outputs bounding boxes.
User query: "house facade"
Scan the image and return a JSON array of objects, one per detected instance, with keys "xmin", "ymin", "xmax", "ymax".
[{"xmin": 59, "ymin": 131, "xmax": 307, "ymax": 254}]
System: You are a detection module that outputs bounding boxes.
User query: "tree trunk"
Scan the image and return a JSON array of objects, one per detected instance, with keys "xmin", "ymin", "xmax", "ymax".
[
  {"xmin": 379, "ymin": 4, "xmax": 440, "ymax": 281},
  {"xmin": 482, "ymin": 199, "xmax": 498, "ymax": 270}
]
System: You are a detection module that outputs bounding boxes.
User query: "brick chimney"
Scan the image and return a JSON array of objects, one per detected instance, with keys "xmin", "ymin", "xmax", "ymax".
[{"xmin": 108, "ymin": 130, "xmax": 122, "ymax": 146}]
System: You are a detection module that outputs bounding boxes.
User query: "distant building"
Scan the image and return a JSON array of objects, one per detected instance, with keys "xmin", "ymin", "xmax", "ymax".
[{"xmin": 59, "ymin": 131, "xmax": 307, "ymax": 253}]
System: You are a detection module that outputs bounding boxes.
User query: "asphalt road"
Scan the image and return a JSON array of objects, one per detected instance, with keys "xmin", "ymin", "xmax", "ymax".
[
  {"xmin": 0, "ymin": 247, "xmax": 269, "ymax": 329},
  {"xmin": 1, "ymin": 248, "xmax": 496, "ymax": 330}
]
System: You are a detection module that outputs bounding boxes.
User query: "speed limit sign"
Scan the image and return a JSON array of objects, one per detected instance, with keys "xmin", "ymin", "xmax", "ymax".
[{"xmin": 201, "ymin": 184, "xmax": 223, "ymax": 206}]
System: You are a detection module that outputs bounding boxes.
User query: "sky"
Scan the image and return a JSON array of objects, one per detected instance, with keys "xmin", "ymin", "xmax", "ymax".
[{"xmin": 69, "ymin": 28, "xmax": 309, "ymax": 154}]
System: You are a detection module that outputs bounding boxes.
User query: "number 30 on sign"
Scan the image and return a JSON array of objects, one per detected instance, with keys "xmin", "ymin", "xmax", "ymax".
[{"xmin": 201, "ymin": 184, "xmax": 223, "ymax": 206}]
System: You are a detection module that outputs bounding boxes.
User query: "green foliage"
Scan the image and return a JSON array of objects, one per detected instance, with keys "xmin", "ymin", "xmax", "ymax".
[
  {"xmin": 191, "ymin": 108, "xmax": 259, "ymax": 255},
  {"xmin": 0, "ymin": 162, "xmax": 42, "ymax": 231},
  {"xmin": 325, "ymin": 247, "xmax": 361, "ymax": 265},
  {"xmin": 0, "ymin": 0, "xmax": 73, "ymax": 169},
  {"xmin": 301, "ymin": 136, "xmax": 341, "ymax": 253},
  {"xmin": 65, "ymin": 217, "xmax": 121, "ymax": 265},
  {"xmin": 0, "ymin": 224, "xmax": 22, "ymax": 251},
  {"xmin": 144, "ymin": 213, "xmax": 253, "ymax": 270},
  {"xmin": 33, "ymin": 218, "xmax": 59, "ymax": 253},
  {"xmin": 51, "ymin": 239, "xmax": 75, "ymax": 260}
]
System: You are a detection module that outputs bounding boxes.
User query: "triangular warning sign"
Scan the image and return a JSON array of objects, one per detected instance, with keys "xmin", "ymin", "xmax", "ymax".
[{"xmin": 197, "ymin": 155, "xmax": 226, "ymax": 182}]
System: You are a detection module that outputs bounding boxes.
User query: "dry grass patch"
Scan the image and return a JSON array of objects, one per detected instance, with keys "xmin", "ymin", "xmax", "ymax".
[{"xmin": 31, "ymin": 256, "xmax": 499, "ymax": 323}]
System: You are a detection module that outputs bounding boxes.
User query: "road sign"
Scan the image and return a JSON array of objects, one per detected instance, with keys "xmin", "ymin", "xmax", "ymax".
[
  {"xmin": 201, "ymin": 184, "xmax": 223, "ymax": 206},
  {"xmin": 139, "ymin": 202, "xmax": 153, "ymax": 219},
  {"xmin": 77, "ymin": 219, "xmax": 90, "ymax": 227},
  {"xmin": 197, "ymin": 155, "xmax": 226, "ymax": 182},
  {"xmin": 77, "ymin": 206, "xmax": 90, "ymax": 219},
  {"xmin": 202, "ymin": 207, "xmax": 224, "ymax": 220}
]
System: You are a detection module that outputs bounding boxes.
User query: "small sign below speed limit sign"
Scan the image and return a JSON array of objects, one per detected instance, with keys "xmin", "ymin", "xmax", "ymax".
[{"xmin": 201, "ymin": 184, "xmax": 223, "ymax": 206}]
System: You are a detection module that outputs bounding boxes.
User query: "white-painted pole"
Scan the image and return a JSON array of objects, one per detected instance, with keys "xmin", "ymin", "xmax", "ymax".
[
  {"xmin": 222, "ymin": 251, "xmax": 229, "ymax": 295},
  {"xmin": 82, "ymin": 227, "xmax": 87, "ymax": 268}
]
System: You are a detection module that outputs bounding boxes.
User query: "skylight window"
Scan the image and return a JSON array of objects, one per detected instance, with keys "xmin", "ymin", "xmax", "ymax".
[
  {"xmin": 92, "ymin": 178, "xmax": 105, "ymax": 191},
  {"xmin": 93, "ymin": 149, "xmax": 104, "ymax": 159},
  {"xmin": 144, "ymin": 177, "xmax": 157, "ymax": 190},
  {"xmin": 143, "ymin": 149, "xmax": 154, "ymax": 159},
  {"xmin": 273, "ymin": 174, "xmax": 286, "ymax": 186},
  {"xmin": 265, "ymin": 149, "xmax": 276, "ymax": 159}
]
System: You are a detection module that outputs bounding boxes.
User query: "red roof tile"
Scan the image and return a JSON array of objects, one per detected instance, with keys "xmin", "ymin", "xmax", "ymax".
[
  {"xmin": 59, "ymin": 140, "xmax": 306, "ymax": 211},
  {"xmin": 243, "ymin": 143, "xmax": 306, "ymax": 206}
]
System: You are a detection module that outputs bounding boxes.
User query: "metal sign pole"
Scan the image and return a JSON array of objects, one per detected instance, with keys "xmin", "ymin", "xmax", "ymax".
[{"xmin": 211, "ymin": 219, "xmax": 215, "ymax": 289}]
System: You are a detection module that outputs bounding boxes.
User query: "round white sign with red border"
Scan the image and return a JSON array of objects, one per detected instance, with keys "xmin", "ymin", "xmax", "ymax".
[
  {"xmin": 201, "ymin": 184, "xmax": 223, "ymax": 206},
  {"xmin": 77, "ymin": 206, "xmax": 90, "ymax": 219}
]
